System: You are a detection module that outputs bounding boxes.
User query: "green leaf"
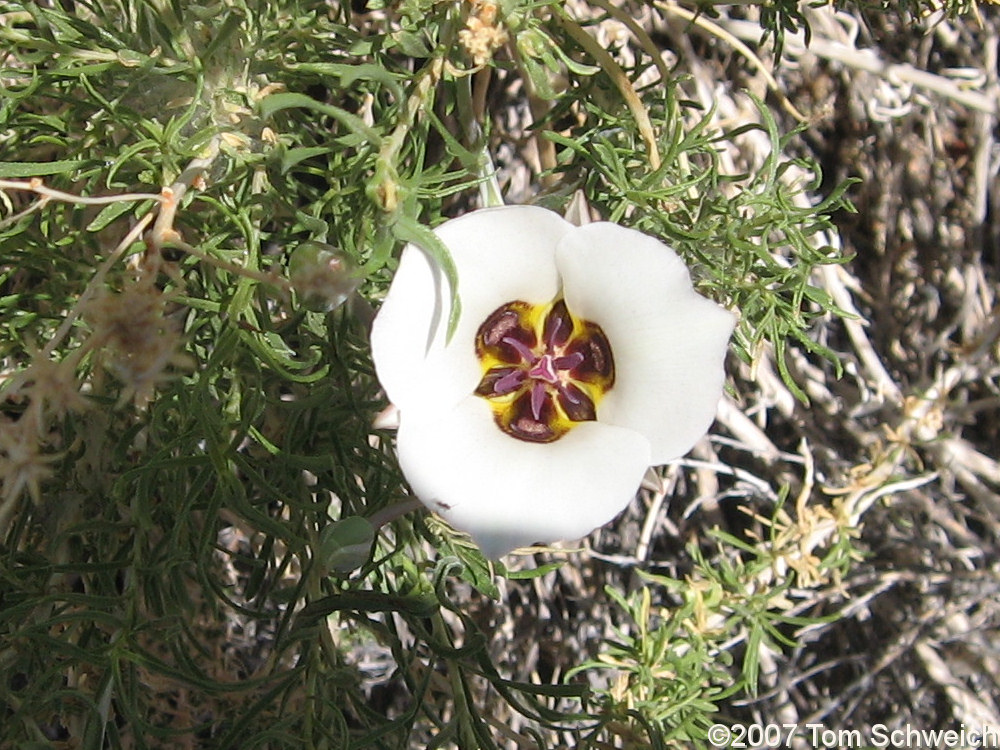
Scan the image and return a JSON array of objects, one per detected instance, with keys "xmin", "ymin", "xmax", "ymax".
[
  {"xmin": 392, "ymin": 29, "xmax": 432, "ymax": 57},
  {"xmin": 279, "ymin": 146, "xmax": 331, "ymax": 174},
  {"xmin": 85, "ymin": 199, "xmax": 146, "ymax": 232},
  {"xmin": 436, "ymin": 547, "xmax": 500, "ymax": 600},
  {"xmin": 257, "ymin": 92, "xmax": 382, "ymax": 148},
  {"xmin": 502, "ymin": 561, "xmax": 565, "ymax": 580},
  {"xmin": 199, "ymin": 9, "xmax": 244, "ymax": 64},
  {"xmin": 0, "ymin": 160, "xmax": 86, "ymax": 177},
  {"xmin": 286, "ymin": 62, "xmax": 405, "ymax": 101}
]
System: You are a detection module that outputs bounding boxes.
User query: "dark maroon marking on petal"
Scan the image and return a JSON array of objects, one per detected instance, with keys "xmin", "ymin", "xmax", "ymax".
[
  {"xmin": 475, "ymin": 366, "xmax": 525, "ymax": 397},
  {"xmin": 565, "ymin": 324, "xmax": 615, "ymax": 384},
  {"xmin": 503, "ymin": 389, "xmax": 561, "ymax": 442},
  {"xmin": 557, "ymin": 382, "xmax": 597, "ymax": 422},
  {"xmin": 508, "ymin": 416, "xmax": 557, "ymax": 442},
  {"xmin": 477, "ymin": 305, "xmax": 522, "ymax": 348},
  {"xmin": 542, "ymin": 299, "xmax": 574, "ymax": 349},
  {"xmin": 560, "ymin": 383, "xmax": 581, "ymax": 404},
  {"xmin": 476, "ymin": 302, "xmax": 537, "ymax": 364}
]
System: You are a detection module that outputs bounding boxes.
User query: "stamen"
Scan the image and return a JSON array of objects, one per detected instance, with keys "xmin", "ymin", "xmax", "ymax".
[
  {"xmin": 553, "ymin": 352, "xmax": 585, "ymax": 371},
  {"xmin": 494, "ymin": 369, "xmax": 526, "ymax": 394},
  {"xmin": 502, "ymin": 335, "xmax": 537, "ymax": 364},
  {"xmin": 506, "ymin": 393, "xmax": 560, "ymax": 442},
  {"xmin": 530, "ymin": 381, "xmax": 546, "ymax": 421},
  {"xmin": 543, "ymin": 299, "xmax": 574, "ymax": 348},
  {"xmin": 475, "ymin": 366, "xmax": 523, "ymax": 397},
  {"xmin": 558, "ymin": 382, "xmax": 596, "ymax": 422},
  {"xmin": 560, "ymin": 384, "xmax": 582, "ymax": 404},
  {"xmin": 475, "ymin": 298, "xmax": 614, "ymax": 443}
]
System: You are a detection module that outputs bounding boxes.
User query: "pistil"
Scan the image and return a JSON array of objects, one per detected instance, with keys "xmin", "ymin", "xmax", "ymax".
[{"xmin": 527, "ymin": 353, "xmax": 559, "ymax": 384}]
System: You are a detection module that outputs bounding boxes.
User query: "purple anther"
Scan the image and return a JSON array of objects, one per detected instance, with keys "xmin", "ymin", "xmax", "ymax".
[
  {"xmin": 543, "ymin": 299, "xmax": 574, "ymax": 348},
  {"xmin": 530, "ymin": 381, "xmax": 547, "ymax": 421},
  {"xmin": 474, "ymin": 298, "xmax": 613, "ymax": 443},
  {"xmin": 558, "ymin": 382, "xmax": 582, "ymax": 404},
  {"xmin": 493, "ymin": 369, "xmax": 526, "ymax": 394},
  {"xmin": 502, "ymin": 335, "xmax": 537, "ymax": 364},
  {"xmin": 557, "ymin": 382, "xmax": 596, "ymax": 422},
  {"xmin": 553, "ymin": 352, "xmax": 585, "ymax": 372}
]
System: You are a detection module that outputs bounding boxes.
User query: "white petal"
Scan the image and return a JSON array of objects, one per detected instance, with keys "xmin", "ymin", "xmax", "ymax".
[
  {"xmin": 397, "ymin": 396, "xmax": 652, "ymax": 559},
  {"xmin": 556, "ymin": 223, "xmax": 735, "ymax": 465},
  {"xmin": 371, "ymin": 206, "xmax": 572, "ymax": 415}
]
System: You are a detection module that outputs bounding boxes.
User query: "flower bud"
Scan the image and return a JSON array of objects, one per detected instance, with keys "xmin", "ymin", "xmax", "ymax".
[
  {"xmin": 289, "ymin": 242, "xmax": 360, "ymax": 312},
  {"xmin": 319, "ymin": 516, "xmax": 375, "ymax": 575}
]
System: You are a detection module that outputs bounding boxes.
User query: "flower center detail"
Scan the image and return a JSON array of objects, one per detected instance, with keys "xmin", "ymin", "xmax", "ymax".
[{"xmin": 474, "ymin": 299, "xmax": 615, "ymax": 443}]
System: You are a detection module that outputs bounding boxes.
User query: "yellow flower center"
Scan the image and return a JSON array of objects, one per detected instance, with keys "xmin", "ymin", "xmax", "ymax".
[{"xmin": 474, "ymin": 299, "xmax": 615, "ymax": 442}]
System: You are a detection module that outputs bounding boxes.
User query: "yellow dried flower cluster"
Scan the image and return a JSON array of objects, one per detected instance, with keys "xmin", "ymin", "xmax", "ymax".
[{"xmin": 458, "ymin": 0, "xmax": 508, "ymax": 66}]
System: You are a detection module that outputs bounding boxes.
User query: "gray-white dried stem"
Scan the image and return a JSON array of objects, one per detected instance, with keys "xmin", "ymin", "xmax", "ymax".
[{"xmin": 718, "ymin": 10, "xmax": 998, "ymax": 116}]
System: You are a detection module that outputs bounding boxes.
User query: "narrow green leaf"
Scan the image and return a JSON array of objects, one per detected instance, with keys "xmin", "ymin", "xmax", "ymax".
[
  {"xmin": 285, "ymin": 62, "xmax": 404, "ymax": 101},
  {"xmin": 257, "ymin": 92, "xmax": 382, "ymax": 148},
  {"xmin": 199, "ymin": 10, "xmax": 244, "ymax": 64},
  {"xmin": 86, "ymin": 199, "xmax": 144, "ymax": 232},
  {"xmin": 503, "ymin": 561, "xmax": 564, "ymax": 580},
  {"xmin": 0, "ymin": 160, "xmax": 86, "ymax": 178},
  {"xmin": 279, "ymin": 146, "xmax": 331, "ymax": 174}
]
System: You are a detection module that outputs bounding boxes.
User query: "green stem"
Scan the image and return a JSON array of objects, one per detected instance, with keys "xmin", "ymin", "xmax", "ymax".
[{"xmin": 373, "ymin": 57, "xmax": 445, "ymax": 213}]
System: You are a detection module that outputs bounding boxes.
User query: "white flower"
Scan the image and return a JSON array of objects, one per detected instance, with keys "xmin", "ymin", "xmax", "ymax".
[{"xmin": 371, "ymin": 205, "xmax": 735, "ymax": 559}]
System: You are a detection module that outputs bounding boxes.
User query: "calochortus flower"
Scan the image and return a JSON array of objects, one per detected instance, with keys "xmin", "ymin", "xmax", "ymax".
[{"xmin": 371, "ymin": 205, "xmax": 734, "ymax": 559}]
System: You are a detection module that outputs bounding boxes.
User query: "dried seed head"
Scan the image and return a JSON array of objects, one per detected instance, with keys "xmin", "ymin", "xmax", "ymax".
[
  {"xmin": 17, "ymin": 356, "xmax": 90, "ymax": 435},
  {"xmin": 0, "ymin": 417, "xmax": 58, "ymax": 504},
  {"xmin": 85, "ymin": 280, "xmax": 190, "ymax": 406}
]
